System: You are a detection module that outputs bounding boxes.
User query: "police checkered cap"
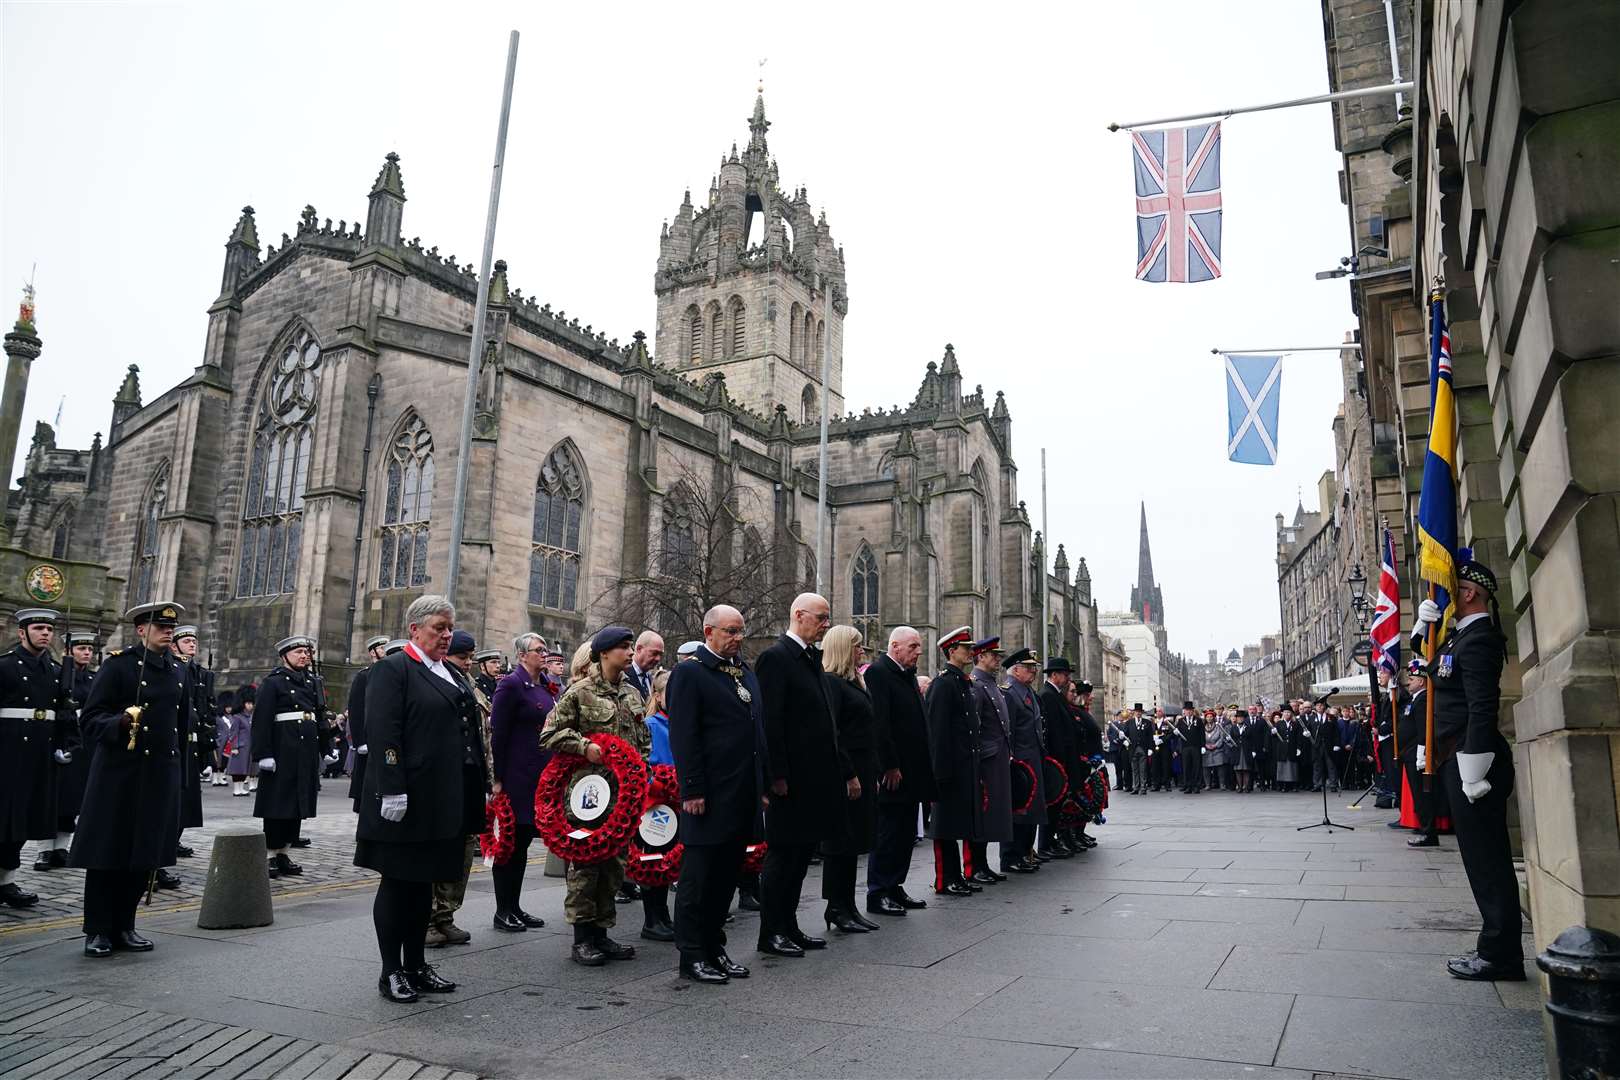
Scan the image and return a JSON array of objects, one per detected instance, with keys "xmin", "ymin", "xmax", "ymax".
[{"xmin": 1458, "ymin": 560, "xmax": 1497, "ymax": 594}]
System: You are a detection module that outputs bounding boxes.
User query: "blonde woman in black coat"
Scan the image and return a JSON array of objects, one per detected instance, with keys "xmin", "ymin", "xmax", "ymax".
[{"xmin": 819, "ymin": 625, "xmax": 877, "ymax": 933}]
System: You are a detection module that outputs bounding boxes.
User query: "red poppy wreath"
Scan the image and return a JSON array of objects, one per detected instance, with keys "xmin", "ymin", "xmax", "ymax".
[
  {"xmin": 535, "ymin": 733, "xmax": 648, "ymax": 865},
  {"xmin": 625, "ymin": 764, "xmax": 684, "ymax": 887},
  {"xmin": 1010, "ymin": 758, "xmax": 1038, "ymax": 816},
  {"xmin": 479, "ymin": 791, "xmax": 516, "ymax": 866}
]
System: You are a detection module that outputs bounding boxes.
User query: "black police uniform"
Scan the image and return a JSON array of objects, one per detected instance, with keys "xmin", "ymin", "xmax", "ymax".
[
  {"xmin": 69, "ymin": 642, "xmax": 188, "ymax": 949},
  {"xmin": 0, "ymin": 642, "xmax": 73, "ymax": 900},
  {"xmin": 252, "ymin": 662, "xmax": 327, "ymax": 855}
]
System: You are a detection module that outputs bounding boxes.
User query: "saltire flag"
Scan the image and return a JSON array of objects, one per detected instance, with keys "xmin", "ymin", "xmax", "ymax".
[
  {"xmin": 1133, "ymin": 121, "xmax": 1222, "ymax": 282},
  {"xmin": 1225, "ymin": 354, "xmax": 1281, "ymax": 465},
  {"xmin": 1415, "ymin": 289, "xmax": 1457, "ymax": 627},
  {"xmin": 1370, "ymin": 523, "xmax": 1401, "ymax": 675}
]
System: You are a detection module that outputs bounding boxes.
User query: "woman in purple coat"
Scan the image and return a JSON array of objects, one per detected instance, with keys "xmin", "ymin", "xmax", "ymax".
[
  {"xmin": 488, "ymin": 633, "xmax": 559, "ymax": 932},
  {"xmin": 225, "ymin": 685, "xmax": 257, "ymax": 796}
]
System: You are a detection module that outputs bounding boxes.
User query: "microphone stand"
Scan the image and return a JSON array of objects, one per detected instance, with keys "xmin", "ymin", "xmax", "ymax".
[{"xmin": 1296, "ymin": 689, "xmax": 1353, "ymax": 833}]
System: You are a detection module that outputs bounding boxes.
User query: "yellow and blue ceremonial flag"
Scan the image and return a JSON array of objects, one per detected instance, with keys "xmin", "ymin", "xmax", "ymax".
[{"xmin": 1416, "ymin": 290, "xmax": 1457, "ymax": 619}]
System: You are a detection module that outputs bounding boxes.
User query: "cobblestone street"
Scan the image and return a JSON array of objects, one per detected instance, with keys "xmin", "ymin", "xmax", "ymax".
[{"xmin": 0, "ymin": 788, "xmax": 1547, "ymax": 1079}]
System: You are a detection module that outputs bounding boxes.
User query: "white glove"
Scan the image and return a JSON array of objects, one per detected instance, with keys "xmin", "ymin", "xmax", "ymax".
[
  {"xmin": 258, "ymin": 758, "xmax": 276, "ymax": 772},
  {"xmin": 54, "ymin": 749, "xmax": 72, "ymax": 764},
  {"xmin": 356, "ymin": 744, "xmax": 368, "ymax": 755},
  {"xmin": 1461, "ymin": 778, "xmax": 1491, "ymax": 801},
  {"xmin": 1294, "ymin": 749, "xmax": 1301, "ymax": 757},
  {"xmin": 1457, "ymin": 751, "xmax": 1493, "ymax": 801},
  {"xmin": 380, "ymin": 794, "xmax": 408, "ymax": 822},
  {"xmin": 1416, "ymin": 599, "xmax": 1443, "ymax": 626},
  {"xmin": 323, "ymin": 751, "xmax": 339, "ymax": 765},
  {"xmin": 1415, "ymin": 745, "xmax": 1426, "ymax": 770}
]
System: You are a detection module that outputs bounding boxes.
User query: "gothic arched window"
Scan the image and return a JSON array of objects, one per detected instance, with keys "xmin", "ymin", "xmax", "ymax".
[
  {"xmin": 530, "ymin": 442, "xmax": 586, "ymax": 610},
  {"xmin": 815, "ymin": 319, "xmax": 825, "ymax": 364},
  {"xmin": 789, "ymin": 302, "xmax": 803, "ymax": 364},
  {"xmin": 686, "ymin": 305, "xmax": 703, "ymax": 363},
  {"xmin": 801, "ymin": 384, "xmax": 817, "ymax": 425},
  {"xmin": 707, "ymin": 301, "xmax": 724, "ymax": 361},
  {"xmin": 851, "ymin": 544, "xmax": 880, "ymax": 643},
  {"xmin": 804, "ymin": 311, "xmax": 815, "ymax": 362},
  {"xmin": 238, "ymin": 328, "xmax": 321, "ymax": 597},
  {"xmin": 379, "ymin": 412, "xmax": 434, "ymax": 589},
  {"xmin": 660, "ymin": 485, "xmax": 699, "ymax": 580},
  {"xmin": 133, "ymin": 465, "xmax": 168, "ymax": 604},
  {"xmin": 727, "ymin": 295, "xmax": 746, "ymax": 358},
  {"xmin": 50, "ymin": 503, "xmax": 75, "ymax": 559}
]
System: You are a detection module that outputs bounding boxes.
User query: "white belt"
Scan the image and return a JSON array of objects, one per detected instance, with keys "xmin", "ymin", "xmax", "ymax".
[
  {"xmin": 274, "ymin": 710, "xmax": 315, "ymax": 723},
  {"xmin": 0, "ymin": 707, "xmax": 55, "ymax": 720}
]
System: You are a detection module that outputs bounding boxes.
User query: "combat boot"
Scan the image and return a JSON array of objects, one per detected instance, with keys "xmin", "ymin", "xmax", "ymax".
[{"xmin": 570, "ymin": 924, "xmax": 607, "ymax": 966}]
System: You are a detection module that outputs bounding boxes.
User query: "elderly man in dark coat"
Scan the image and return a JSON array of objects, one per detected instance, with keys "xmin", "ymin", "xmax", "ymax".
[
  {"xmin": 755, "ymin": 592, "xmax": 854, "ymax": 957},
  {"xmin": 1000, "ymin": 648, "xmax": 1046, "ymax": 873},
  {"xmin": 926, "ymin": 626, "xmax": 980, "ymax": 896},
  {"xmin": 69, "ymin": 602, "xmax": 190, "ymax": 957},
  {"xmin": 966, "ymin": 637, "xmax": 1013, "ymax": 886},
  {"xmin": 863, "ymin": 625, "xmax": 936, "ymax": 916},
  {"xmin": 1038, "ymin": 658, "xmax": 1081, "ymax": 856},
  {"xmin": 666, "ymin": 604, "xmax": 765, "ymax": 984}
]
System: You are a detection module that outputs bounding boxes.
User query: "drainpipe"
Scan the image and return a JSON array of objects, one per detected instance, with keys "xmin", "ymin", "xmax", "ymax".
[{"xmin": 344, "ymin": 374, "xmax": 381, "ymax": 663}]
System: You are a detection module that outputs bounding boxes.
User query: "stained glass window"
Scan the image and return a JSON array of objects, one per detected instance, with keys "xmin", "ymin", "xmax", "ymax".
[
  {"xmin": 529, "ymin": 443, "xmax": 585, "ymax": 610},
  {"xmin": 238, "ymin": 328, "xmax": 321, "ymax": 597},
  {"xmin": 378, "ymin": 413, "xmax": 433, "ymax": 589},
  {"xmin": 134, "ymin": 466, "xmax": 168, "ymax": 604}
]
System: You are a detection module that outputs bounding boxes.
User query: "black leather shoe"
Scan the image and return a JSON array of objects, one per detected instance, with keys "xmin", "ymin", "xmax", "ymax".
[
  {"xmin": 271, "ymin": 853, "xmax": 303, "ymax": 876},
  {"xmin": 571, "ymin": 940, "xmax": 608, "ymax": 966},
  {"xmin": 175, "ymin": 845, "xmax": 194, "ymax": 859},
  {"xmin": 114, "ymin": 931, "xmax": 154, "ymax": 952},
  {"xmin": 679, "ymin": 959, "xmax": 729, "ymax": 984},
  {"xmin": 983, "ymin": 867, "xmax": 1008, "ymax": 883},
  {"xmin": 790, "ymin": 930, "xmax": 827, "ymax": 950},
  {"xmin": 737, "ymin": 890, "xmax": 762, "ymax": 912},
  {"xmin": 0, "ymin": 882, "xmax": 39, "ymax": 908},
  {"xmin": 598, "ymin": 934, "xmax": 636, "ymax": 960},
  {"xmin": 290, "ymin": 837, "xmax": 312, "ymax": 848},
  {"xmin": 84, "ymin": 934, "xmax": 113, "ymax": 958},
  {"xmin": 963, "ymin": 880, "xmax": 983, "ymax": 892},
  {"xmin": 936, "ymin": 882, "xmax": 973, "ymax": 897},
  {"xmin": 824, "ymin": 907, "xmax": 868, "ymax": 933},
  {"xmin": 892, "ymin": 888, "xmax": 927, "ymax": 909},
  {"xmin": 1002, "ymin": 860, "xmax": 1037, "ymax": 874},
  {"xmin": 711, "ymin": 952, "xmax": 749, "ymax": 978},
  {"xmin": 266, "ymin": 859, "xmax": 279, "ymax": 879},
  {"xmin": 33, "ymin": 850, "xmax": 55, "ymax": 871},
  {"xmin": 615, "ymin": 882, "xmax": 640, "ymax": 904},
  {"xmin": 406, "ymin": 964, "xmax": 457, "ymax": 993},
  {"xmin": 493, "ymin": 911, "xmax": 527, "ymax": 932},
  {"xmin": 1408, "ymin": 835, "xmax": 1440, "ymax": 847},
  {"xmin": 1447, "ymin": 954, "xmax": 1525, "ymax": 981},
  {"xmin": 850, "ymin": 909, "xmax": 880, "ymax": 931},
  {"xmin": 1038, "ymin": 847, "xmax": 1071, "ymax": 860},
  {"xmin": 640, "ymin": 922, "xmax": 675, "ymax": 942},
  {"xmin": 154, "ymin": 869, "xmax": 182, "ymax": 890},
  {"xmin": 516, "ymin": 910, "xmax": 546, "ymax": 928},
  {"xmin": 1028, "ymin": 850, "xmax": 1050, "ymax": 863},
  {"xmin": 758, "ymin": 933, "xmax": 805, "ymax": 957},
  {"xmin": 866, "ymin": 894, "xmax": 907, "ymax": 917},
  {"xmin": 378, "ymin": 971, "xmax": 419, "ymax": 1002},
  {"xmin": 51, "ymin": 849, "xmax": 68, "ymax": 868}
]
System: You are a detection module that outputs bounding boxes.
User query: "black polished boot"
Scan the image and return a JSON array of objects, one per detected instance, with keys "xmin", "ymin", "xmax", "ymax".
[{"xmin": 570, "ymin": 924, "xmax": 607, "ymax": 966}]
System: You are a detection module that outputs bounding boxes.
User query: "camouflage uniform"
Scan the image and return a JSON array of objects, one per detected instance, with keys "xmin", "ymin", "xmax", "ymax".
[{"xmin": 540, "ymin": 665, "xmax": 649, "ymax": 928}]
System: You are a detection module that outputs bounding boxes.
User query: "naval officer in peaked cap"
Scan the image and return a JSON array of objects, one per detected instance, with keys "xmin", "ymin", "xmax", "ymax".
[{"xmin": 253, "ymin": 634, "xmax": 328, "ymax": 879}]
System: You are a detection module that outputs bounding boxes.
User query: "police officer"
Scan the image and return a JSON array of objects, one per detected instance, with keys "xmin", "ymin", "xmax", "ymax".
[
  {"xmin": 34, "ymin": 630, "xmax": 97, "ymax": 871},
  {"xmin": 173, "ymin": 625, "xmax": 215, "ymax": 864},
  {"xmin": 540, "ymin": 626, "xmax": 650, "ymax": 966},
  {"xmin": 348, "ymin": 635, "xmax": 389, "ymax": 813},
  {"xmin": 0, "ymin": 608, "xmax": 73, "ymax": 907},
  {"xmin": 473, "ymin": 650, "xmax": 503, "ymax": 700},
  {"xmin": 926, "ymin": 627, "xmax": 980, "ymax": 896},
  {"xmin": 253, "ymin": 635, "xmax": 327, "ymax": 878},
  {"xmin": 1412, "ymin": 560, "xmax": 1522, "ymax": 981},
  {"xmin": 70, "ymin": 602, "xmax": 190, "ymax": 957}
]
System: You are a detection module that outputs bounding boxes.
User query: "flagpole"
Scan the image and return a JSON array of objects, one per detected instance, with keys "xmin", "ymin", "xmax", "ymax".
[
  {"xmin": 815, "ymin": 287, "xmax": 832, "ymax": 595},
  {"xmin": 1040, "ymin": 449, "xmax": 1049, "ymax": 664},
  {"xmin": 446, "ymin": 30, "xmax": 520, "ymax": 604},
  {"xmin": 1211, "ymin": 346, "xmax": 1361, "ymax": 355},
  {"xmin": 1107, "ymin": 82, "xmax": 1412, "ymax": 132}
]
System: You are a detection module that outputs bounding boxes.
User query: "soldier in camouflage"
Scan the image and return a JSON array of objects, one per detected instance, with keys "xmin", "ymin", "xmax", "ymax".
[{"xmin": 539, "ymin": 625, "xmax": 651, "ymax": 966}]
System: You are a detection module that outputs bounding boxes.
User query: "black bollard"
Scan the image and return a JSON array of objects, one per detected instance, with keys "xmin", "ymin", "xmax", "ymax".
[{"xmin": 1536, "ymin": 925, "xmax": 1620, "ymax": 1079}]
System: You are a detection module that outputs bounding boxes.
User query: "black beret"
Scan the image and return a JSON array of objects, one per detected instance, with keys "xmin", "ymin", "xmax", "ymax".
[{"xmin": 591, "ymin": 625, "xmax": 634, "ymax": 656}]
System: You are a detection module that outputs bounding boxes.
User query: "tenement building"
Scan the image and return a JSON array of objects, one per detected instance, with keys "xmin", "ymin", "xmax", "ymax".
[{"xmin": 3, "ymin": 93, "xmax": 1102, "ymax": 690}]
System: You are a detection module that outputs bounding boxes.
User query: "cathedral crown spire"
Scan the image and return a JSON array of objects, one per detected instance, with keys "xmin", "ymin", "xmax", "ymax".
[{"xmin": 748, "ymin": 91, "xmax": 770, "ymax": 156}]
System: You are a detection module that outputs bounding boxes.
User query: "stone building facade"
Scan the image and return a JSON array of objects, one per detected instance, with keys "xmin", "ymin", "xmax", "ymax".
[
  {"xmin": 8, "ymin": 94, "xmax": 1102, "ymax": 692},
  {"xmin": 1320, "ymin": 0, "xmax": 1620, "ymax": 1019},
  {"xmin": 1276, "ymin": 473, "xmax": 1352, "ymax": 699}
]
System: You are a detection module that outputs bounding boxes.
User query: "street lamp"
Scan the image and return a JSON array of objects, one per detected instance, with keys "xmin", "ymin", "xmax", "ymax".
[{"xmin": 1347, "ymin": 563, "xmax": 1368, "ymax": 610}]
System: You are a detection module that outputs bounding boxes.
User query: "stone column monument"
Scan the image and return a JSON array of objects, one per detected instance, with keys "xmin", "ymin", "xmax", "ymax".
[{"xmin": 0, "ymin": 284, "xmax": 42, "ymax": 540}]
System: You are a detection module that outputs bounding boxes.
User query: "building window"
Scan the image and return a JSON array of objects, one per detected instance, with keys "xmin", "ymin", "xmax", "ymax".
[
  {"xmin": 789, "ymin": 302, "xmax": 803, "ymax": 364},
  {"xmin": 660, "ymin": 485, "xmax": 699, "ymax": 580},
  {"xmin": 801, "ymin": 384, "xmax": 817, "ymax": 425},
  {"xmin": 686, "ymin": 305, "xmax": 703, "ymax": 363},
  {"xmin": 851, "ymin": 544, "xmax": 879, "ymax": 643},
  {"xmin": 529, "ymin": 442, "xmax": 585, "ymax": 610},
  {"xmin": 50, "ymin": 503, "xmax": 74, "ymax": 559},
  {"xmin": 727, "ymin": 295, "xmax": 746, "ymax": 358},
  {"xmin": 238, "ymin": 328, "xmax": 321, "ymax": 597},
  {"xmin": 378, "ymin": 413, "xmax": 434, "ymax": 589},
  {"xmin": 133, "ymin": 464, "xmax": 168, "ymax": 604},
  {"xmin": 707, "ymin": 301, "xmax": 724, "ymax": 361}
]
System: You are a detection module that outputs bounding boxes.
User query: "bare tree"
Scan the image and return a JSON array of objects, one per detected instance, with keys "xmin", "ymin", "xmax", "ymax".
[{"xmin": 600, "ymin": 466, "xmax": 804, "ymax": 647}]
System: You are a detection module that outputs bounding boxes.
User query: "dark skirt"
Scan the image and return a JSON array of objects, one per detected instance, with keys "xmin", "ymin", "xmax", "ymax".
[
  {"xmin": 355, "ymin": 836, "xmax": 467, "ymax": 882},
  {"xmin": 822, "ymin": 754, "xmax": 878, "ymax": 856}
]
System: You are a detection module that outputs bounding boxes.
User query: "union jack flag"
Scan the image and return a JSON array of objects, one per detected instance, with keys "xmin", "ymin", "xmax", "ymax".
[
  {"xmin": 1370, "ymin": 523, "xmax": 1401, "ymax": 675},
  {"xmin": 1132, "ymin": 122, "xmax": 1222, "ymax": 283}
]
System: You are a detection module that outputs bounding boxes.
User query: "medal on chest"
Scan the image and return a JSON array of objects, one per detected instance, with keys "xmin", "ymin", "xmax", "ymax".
[
  {"xmin": 1437, "ymin": 652, "xmax": 1454, "ymax": 678},
  {"xmin": 721, "ymin": 664, "xmax": 751, "ymax": 702}
]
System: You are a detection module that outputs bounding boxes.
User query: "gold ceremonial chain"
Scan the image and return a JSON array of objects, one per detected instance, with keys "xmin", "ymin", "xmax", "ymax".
[{"xmin": 719, "ymin": 663, "xmax": 752, "ymax": 703}]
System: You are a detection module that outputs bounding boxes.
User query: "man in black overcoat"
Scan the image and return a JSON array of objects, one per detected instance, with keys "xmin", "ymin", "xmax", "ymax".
[
  {"xmin": 1177, "ymin": 701, "xmax": 1204, "ymax": 794},
  {"xmin": 666, "ymin": 604, "xmax": 765, "ymax": 984},
  {"xmin": 0, "ymin": 608, "xmax": 73, "ymax": 908},
  {"xmin": 755, "ymin": 592, "xmax": 852, "ymax": 957},
  {"xmin": 925, "ymin": 626, "xmax": 979, "ymax": 896},
  {"xmin": 35, "ymin": 630, "xmax": 97, "ymax": 871},
  {"xmin": 69, "ymin": 602, "xmax": 189, "ymax": 957},
  {"xmin": 966, "ymin": 637, "xmax": 1012, "ymax": 885},
  {"xmin": 173, "ymin": 625, "xmax": 215, "ymax": 865},
  {"xmin": 1000, "ymin": 648, "xmax": 1046, "ymax": 873},
  {"xmin": 348, "ymin": 635, "xmax": 389, "ymax": 812},
  {"xmin": 863, "ymin": 625, "xmax": 936, "ymax": 916},
  {"xmin": 253, "ymin": 635, "xmax": 327, "ymax": 878},
  {"xmin": 1037, "ymin": 658, "xmax": 1079, "ymax": 856}
]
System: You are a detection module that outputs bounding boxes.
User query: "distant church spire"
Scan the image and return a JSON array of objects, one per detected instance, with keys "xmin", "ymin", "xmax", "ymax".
[{"xmin": 1129, "ymin": 501, "xmax": 1164, "ymax": 628}]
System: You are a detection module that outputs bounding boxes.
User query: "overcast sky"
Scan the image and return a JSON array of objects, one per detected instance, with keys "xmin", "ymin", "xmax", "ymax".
[{"xmin": 2, "ymin": 0, "xmax": 1364, "ymax": 659}]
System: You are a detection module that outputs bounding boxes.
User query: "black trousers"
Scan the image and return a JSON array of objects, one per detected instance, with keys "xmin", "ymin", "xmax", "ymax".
[
  {"xmin": 821, "ymin": 852, "xmax": 858, "ymax": 910},
  {"xmin": 1181, "ymin": 748, "xmax": 1203, "ymax": 791},
  {"xmin": 264, "ymin": 817, "xmax": 301, "ymax": 850},
  {"xmin": 491, "ymin": 823, "xmax": 537, "ymax": 914},
  {"xmin": 1441, "ymin": 753, "xmax": 1522, "ymax": 966},
  {"xmin": 373, "ymin": 876, "xmax": 432, "ymax": 977},
  {"xmin": 1007, "ymin": 824, "xmax": 1036, "ymax": 867},
  {"xmin": 0, "ymin": 839, "xmax": 22, "ymax": 871},
  {"xmin": 759, "ymin": 842, "xmax": 814, "ymax": 939},
  {"xmin": 83, "ymin": 868, "xmax": 148, "ymax": 936},
  {"xmin": 1037, "ymin": 822, "xmax": 1064, "ymax": 852},
  {"xmin": 1402, "ymin": 759, "xmax": 1441, "ymax": 837},
  {"xmin": 932, "ymin": 838, "xmax": 964, "ymax": 890},
  {"xmin": 675, "ymin": 841, "xmax": 744, "ymax": 964},
  {"xmin": 866, "ymin": 800, "xmax": 916, "ymax": 897}
]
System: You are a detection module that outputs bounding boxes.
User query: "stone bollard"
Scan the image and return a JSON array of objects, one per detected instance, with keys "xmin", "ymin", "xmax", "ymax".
[
  {"xmin": 1537, "ymin": 925, "xmax": 1620, "ymax": 1079},
  {"xmin": 543, "ymin": 846, "xmax": 566, "ymax": 878},
  {"xmin": 197, "ymin": 825, "xmax": 274, "ymax": 930}
]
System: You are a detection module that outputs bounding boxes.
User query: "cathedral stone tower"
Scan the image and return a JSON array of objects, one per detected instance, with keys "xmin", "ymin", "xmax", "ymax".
[{"xmin": 654, "ymin": 92, "xmax": 848, "ymax": 420}]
